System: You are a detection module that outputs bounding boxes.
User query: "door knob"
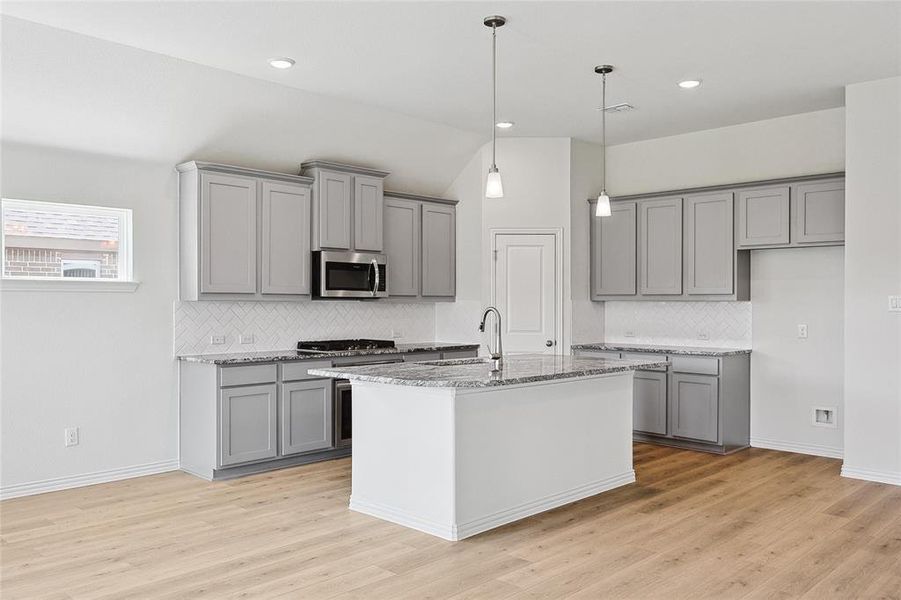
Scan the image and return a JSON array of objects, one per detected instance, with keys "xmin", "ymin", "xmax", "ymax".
[{"xmin": 545, "ymin": 340, "xmax": 553, "ymax": 347}]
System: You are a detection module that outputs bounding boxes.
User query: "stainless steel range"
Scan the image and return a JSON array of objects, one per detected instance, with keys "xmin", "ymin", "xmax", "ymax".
[{"xmin": 296, "ymin": 339, "xmax": 402, "ymax": 448}]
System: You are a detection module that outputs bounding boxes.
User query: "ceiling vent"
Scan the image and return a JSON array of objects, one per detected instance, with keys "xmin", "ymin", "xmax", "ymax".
[{"xmin": 598, "ymin": 102, "xmax": 635, "ymax": 113}]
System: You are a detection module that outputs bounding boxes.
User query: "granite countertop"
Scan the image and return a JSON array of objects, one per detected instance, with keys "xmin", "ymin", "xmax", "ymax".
[
  {"xmin": 177, "ymin": 342, "xmax": 480, "ymax": 365},
  {"xmin": 572, "ymin": 342, "xmax": 751, "ymax": 357},
  {"xmin": 307, "ymin": 354, "xmax": 669, "ymax": 388}
]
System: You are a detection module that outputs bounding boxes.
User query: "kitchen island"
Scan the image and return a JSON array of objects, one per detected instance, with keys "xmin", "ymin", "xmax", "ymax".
[{"xmin": 309, "ymin": 354, "xmax": 667, "ymax": 540}]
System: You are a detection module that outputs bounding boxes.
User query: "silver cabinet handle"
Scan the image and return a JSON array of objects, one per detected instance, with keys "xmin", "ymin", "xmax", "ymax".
[{"xmin": 371, "ymin": 259, "xmax": 379, "ymax": 296}]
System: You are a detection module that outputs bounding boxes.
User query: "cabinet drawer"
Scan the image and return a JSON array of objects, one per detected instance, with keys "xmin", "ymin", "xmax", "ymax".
[
  {"xmin": 219, "ymin": 364, "xmax": 277, "ymax": 387},
  {"xmin": 280, "ymin": 360, "xmax": 333, "ymax": 382},
  {"xmin": 574, "ymin": 350, "xmax": 621, "ymax": 360},
  {"xmin": 622, "ymin": 352, "xmax": 667, "ymax": 371},
  {"xmin": 404, "ymin": 352, "xmax": 442, "ymax": 362},
  {"xmin": 442, "ymin": 349, "xmax": 479, "ymax": 360},
  {"xmin": 670, "ymin": 356, "xmax": 719, "ymax": 375}
]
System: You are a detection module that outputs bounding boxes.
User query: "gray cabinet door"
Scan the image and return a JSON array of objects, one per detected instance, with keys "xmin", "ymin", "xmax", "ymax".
[
  {"xmin": 591, "ymin": 201, "xmax": 637, "ymax": 297},
  {"xmin": 261, "ymin": 181, "xmax": 311, "ymax": 295},
  {"xmin": 280, "ymin": 379, "xmax": 333, "ymax": 456},
  {"xmin": 421, "ymin": 204, "xmax": 456, "ymax": 297},
  {"xmin": 317, "ymin": 170, "xmax": 352, "ymax": 249},
  {"xmin": 219, "ymin": 384, "xmax": 277, "ymax": 467},
  {"xmin": 792, "ymin": 179, "xmax": 844, "ymax": 244},
  {"xmin": 684, "ymin": 192, "xmax": 734, "ymax": 295},
  {"xmin": 353, "ymin": 175, "xmax": 384, "ymax": 252},
  {"xmin": 671, "ymin": 373, "xmax": 719, "ymax": 443},
  {"xmin": 384, "ymin": 197, "xmax": 421, "ymax": 296},
  {"xmin": 639, "ymin": 197, "xmax": 683, "ymax": 295},
  {"xmin": 200, "ymin": 172, "xmax": 257, "ymax": 294},
  {"xmin": 736, "ymin": 186, "xmax": 790, "ymax": 247},
  {"xmin": 634, "ymin": 370, "xmax": 667, "ymax": 435}
]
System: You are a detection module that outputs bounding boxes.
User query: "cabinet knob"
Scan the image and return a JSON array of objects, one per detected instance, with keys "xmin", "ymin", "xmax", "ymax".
[{"xmin": 546, "ymin": 340, "xmax": 554, "ymax": 347}]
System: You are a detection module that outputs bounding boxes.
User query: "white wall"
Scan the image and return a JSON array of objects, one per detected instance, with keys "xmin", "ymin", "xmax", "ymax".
[
  {"xmin": 750, "ymin": 247, "xmax": 844, "ymax": 457},
  {"xmin": 603, "ymin": 108, "xmax": 846, "ymax": 457},
  {"xmin": 0, "ymin": 19, "xmax": 483, "ymax": 497},
  {"xmin": 842, "ymin": 77, "xmax": 901, "ymax": 485}
]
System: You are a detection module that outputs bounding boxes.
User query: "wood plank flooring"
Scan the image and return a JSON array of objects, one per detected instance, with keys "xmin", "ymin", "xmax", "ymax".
[{"xmin": 2, "ymin": 444, "xmax": 900, "ymax": 599}]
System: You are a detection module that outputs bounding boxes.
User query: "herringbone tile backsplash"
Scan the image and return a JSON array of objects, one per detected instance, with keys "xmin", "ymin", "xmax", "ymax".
[
  {"xmin": 174, "ymin": 300, "xmax": 436, "ymax": 356},
  {"xmin": 604, "ymin": 301, "xmax": 752, "ymax": 348}
]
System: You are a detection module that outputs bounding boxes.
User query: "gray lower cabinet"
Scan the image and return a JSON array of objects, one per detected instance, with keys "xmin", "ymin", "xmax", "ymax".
[
  {"xmin": 792, "ymin": 179, "xmax": 845, "ymax": 244},
  {"xmin": 684, "ymin": 192, "xmax": 734, "ymax": 295},
  {"xmin": 422, "ymin": 203, "xmax": 456, "ymax": 297},
  {"xmin": 639, "ymin": 197, "xmax": 683, "ymax": 295},
  {"xmin": 736, "ymin": 186, "xmax": 790, "ymax": 247},
  {"xmin": 219, "ymin": 383, "xmax": 278, "ymax": 467},
  {"xmin": 384, "ymin": 196, "xmax": 421, "ymax": 296},
  {"xmin": 633, "ymin": 370, "xmax": 667, "ymax": 435},
  {"xmin": 591, "ymin": 201, "xmax": 636, "ymax": 297},
  {"xmin": 280, "ymin": 379, "xmax": 333, "ymax": 455},
  {"xmin": 670, "ymin": 373, "xmax": 719, "ymax": 443}
]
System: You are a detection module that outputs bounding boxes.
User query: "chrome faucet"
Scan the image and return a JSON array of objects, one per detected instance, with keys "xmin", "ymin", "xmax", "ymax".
[{"xmin": 478, "ymin": 306, "xmax": 504, "ymax": 372}]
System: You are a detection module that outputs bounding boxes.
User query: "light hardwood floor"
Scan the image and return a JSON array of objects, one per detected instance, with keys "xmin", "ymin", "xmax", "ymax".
[{"xmin": 2, "ymin": 444, "xmax": 900, "ymax": 599}]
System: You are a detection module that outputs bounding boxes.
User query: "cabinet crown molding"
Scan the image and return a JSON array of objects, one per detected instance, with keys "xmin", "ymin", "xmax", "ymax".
[
  {"xmin": 300, "ymin": 160, "xmax": 390, "ymax": 179},
  {"xmin": 176, "ymin": 161, "xmax": 314, "ymax": 186},
  {"xmin": 586, "ymin": 171, "xmax": 845, "ymax": 204},
  {"xmin": 384, "ymin": 190, "xmax": 459, "ymax": 206}
]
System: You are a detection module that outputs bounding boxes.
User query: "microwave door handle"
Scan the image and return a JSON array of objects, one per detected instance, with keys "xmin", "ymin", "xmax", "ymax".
[{"xmin": 371, "ymin": 259, "xmax": 379, "ymax": 296}]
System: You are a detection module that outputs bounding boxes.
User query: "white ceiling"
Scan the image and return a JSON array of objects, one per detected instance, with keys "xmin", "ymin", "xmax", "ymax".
[{"xmin": 2, "ymin": 1, "xmax": 900, "ymax": 145}]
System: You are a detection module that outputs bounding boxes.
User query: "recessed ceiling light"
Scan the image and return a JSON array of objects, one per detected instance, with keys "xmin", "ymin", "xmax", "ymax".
[
  {"xmin": 496, "ymin": 121, "xmax": 515, "ymax": 129},
  {"xmin": 269, "ymin": 57, "xmax": 295, "ymax": 69},
  {"xmin": 678, "ymin": 79, "xmax": 701, "ymax": 89}
]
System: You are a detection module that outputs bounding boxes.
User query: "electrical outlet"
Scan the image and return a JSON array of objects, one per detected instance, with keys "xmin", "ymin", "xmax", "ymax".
[
  {"xmin": 391, "ymin": 329, "xmax": 404, "ymax": 339},
  {"xmin": 64, "ymin": 427, "xmax": 79, "ymax": 447},
  {"xmin": 624, "ymin": 330, "xmax": 636, "ymax": 338},
  {"xmin": 889, "ymin": 296, "xmax": 901, "ymax": 312},
  {"xmin": 210, "ymin": 335, "xmax": 225, "ymax": 345},
  {"xmin": 812, "ymin": 407, "xmax": 837, "ymax": 428},
  {"xmin": 697, "ymin": 332, "xmax": 710, "ymax": 341},
  {"xmin": 240, "ymin": 334, "xmax": 254, "ymax": 344},
  {"xmin": 797, "ymin": 324, "xmax": 808, "ymax": 339}
]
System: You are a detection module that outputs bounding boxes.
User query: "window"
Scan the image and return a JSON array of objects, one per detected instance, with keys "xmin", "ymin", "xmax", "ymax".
[{"xmin": 2, "ymin": 199, "xmax": 133, "ymax": 282}]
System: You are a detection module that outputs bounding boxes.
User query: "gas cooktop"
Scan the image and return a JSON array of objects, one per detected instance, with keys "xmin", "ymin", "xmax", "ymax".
[{"xmin": 296, "ymin": 339, "xmax": 396, "ymax": 352}]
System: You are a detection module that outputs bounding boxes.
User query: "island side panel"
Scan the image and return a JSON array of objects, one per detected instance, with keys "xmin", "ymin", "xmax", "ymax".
[
  {"xmin": 453, "ymin": 373, "xmax": 635, "ymax": 539},
  {"xmin": 349, "ymin": 383, "xmax": 458, "ymax": 540}
]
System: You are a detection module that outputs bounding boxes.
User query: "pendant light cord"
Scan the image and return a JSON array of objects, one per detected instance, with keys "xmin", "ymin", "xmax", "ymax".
[
  {"xmin": 601, "ymin": 71, "xmax": 607, "ymax": 194},
  {"xmin": 491, "ymin": 23, "xmax": 497, "ymax": 169}
]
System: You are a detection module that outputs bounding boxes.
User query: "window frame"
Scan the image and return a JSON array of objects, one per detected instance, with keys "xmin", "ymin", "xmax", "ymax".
[{"xmin": 1, "ymin": 198, "xmax": 137, "ymax": 291}]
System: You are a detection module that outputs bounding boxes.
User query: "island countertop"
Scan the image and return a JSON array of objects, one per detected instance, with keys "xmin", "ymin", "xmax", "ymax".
[{"xmin": 307, "ymin": 354, "xmax": 668, "ymax": 388}]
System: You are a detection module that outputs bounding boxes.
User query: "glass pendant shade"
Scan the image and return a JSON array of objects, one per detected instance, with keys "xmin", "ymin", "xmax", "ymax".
[
  {"xmin": 485, "ymin": 167, "xmax": 504, "ymax": 199},
  {"xmin": 595, "ymin": 192, "xmax": 611, "ymax": 217}
]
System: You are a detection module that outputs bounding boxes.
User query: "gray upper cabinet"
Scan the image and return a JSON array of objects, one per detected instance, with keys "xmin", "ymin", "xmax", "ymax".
[
  {"xmin": 177, "ymin": 162, "xmax": 314, "ymax": 300},
  {"xmin": 301, "ymin": 161, "xmax": 389, "ymax": 252},
  {"xmin": 684, "ymin": 192, "xmax": 734, "ymax": 295},
  {"xmin": 199, "ymin": 172, "xmax": 258, "ymax": 294},
  {"xmin": 639, "ymin": 197, "xmax": 683, "ymax": 295},
  {"xmin": 591, "ymin": 201, "xmax": 636, "ymax": 298},
  {"xmin": 384, "ymin": 196, "xmax": 421, "ymax": 297},
  {"xmin": 219, "ymin": 383, "xmax": 278, "ymax": 467},
  {"xmin": 671, "ymin": 373, "xmax": 719, "ymax": 443},
  {"xmin": 792, "ymin": 179, "xmax": 845, "ymax": 244},
  {"xmin": 633, "ymin": 370, "xmax": 667, "ymax": 435},
  {"xmin": 736, "ymin": 186, "xmax": 790, "ymax": 247},
  {"xmin": 280, "ymin": 379, "xmax": 333, "ymax": 456},
  {"xmin": 354, "ymin": 175, "xmax": 384, "ymax": 252},
  {"xmin": 315, "ymin": 171, "xmax": 353, "ymax": 250},
  {"xmin": 261, "ymin": 181, "xmax": 311, "ymax": 295},
  {"xmin": 422, "ymin": 203, "xmax": 456, "ymax": 297}
]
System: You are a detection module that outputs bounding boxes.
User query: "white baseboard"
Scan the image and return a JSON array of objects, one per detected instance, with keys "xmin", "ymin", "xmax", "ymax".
[
  {"xmin": 351, "ymin": 470, "xmax": 636, "ymax": 541},
  {"xmin": 0, "ymin": 459, "xmax": 180, "ymax": 500},
  {"xmin": 841, "ymin": 466, "xmax": 901, "ymax": 487},
  {"xmin": 750, "ymin": 437, "xmax": 843, "ymax": 459}
]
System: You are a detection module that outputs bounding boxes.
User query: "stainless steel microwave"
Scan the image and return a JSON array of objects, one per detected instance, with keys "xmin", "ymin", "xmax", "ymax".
[{"xmin": 312, "ymin": 251, "xmax": 388, "ymax": 299}]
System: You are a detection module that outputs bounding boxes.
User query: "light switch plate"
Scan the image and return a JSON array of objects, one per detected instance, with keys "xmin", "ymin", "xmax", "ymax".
[
  {"xmin": 797, "ymin": 324, "xmax": 808, "ymax": 339},
  {"xmin": 889, "ymin": 296, "xmax": 901, "ymax": 312}
]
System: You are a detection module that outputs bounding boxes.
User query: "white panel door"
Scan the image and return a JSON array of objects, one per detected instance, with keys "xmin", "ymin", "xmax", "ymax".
[{"xmin": 493, "ymin": 234, "xmax": 558, "ymax": 354}]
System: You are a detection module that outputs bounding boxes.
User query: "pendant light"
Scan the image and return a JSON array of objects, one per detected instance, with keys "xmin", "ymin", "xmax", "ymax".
[
  {"xmin": 484, "ymin": 15, "xmax": 507, "ymax": 199},
  {"xmin": 595, "ymin": 65, "xmax": 614, "ymax": 217}
]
